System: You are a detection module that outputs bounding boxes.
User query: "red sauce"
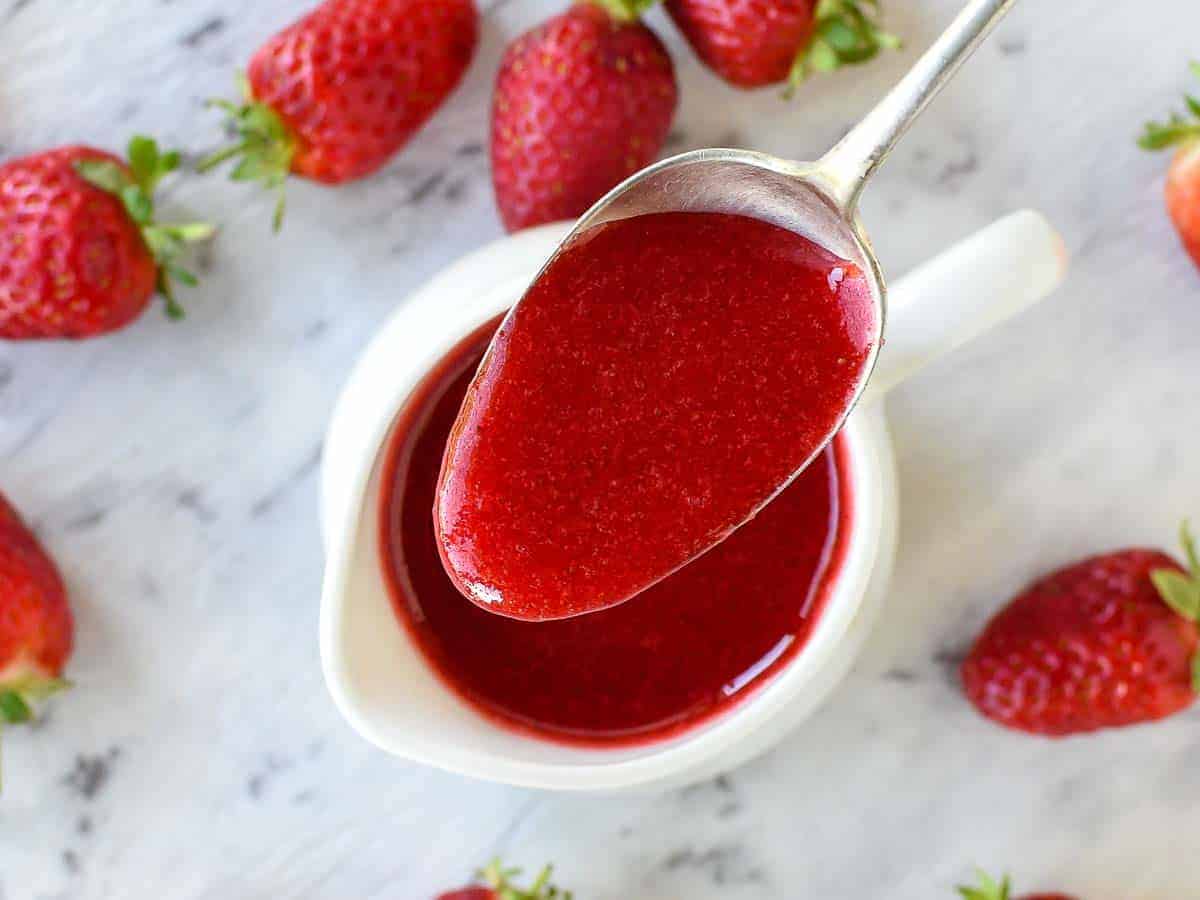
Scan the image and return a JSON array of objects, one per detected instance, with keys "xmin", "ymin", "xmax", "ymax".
[
  {"xmin": 380, "ymin": 318, "xmax": 855, "ymax": 747},
  {"xmin": 435, "ymin": 211, "xmax": 875, "ymax": 621}
]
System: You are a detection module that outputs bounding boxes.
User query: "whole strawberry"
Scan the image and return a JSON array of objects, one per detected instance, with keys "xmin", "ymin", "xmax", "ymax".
[
  {"xmin": 665, "ymin": 0, "xmax": 898, "ymax": 90},
  {"xmin": 437, "ymin": 860, "xmax": 571, "ymax": 900},
  {"xmin": 961, "ymin": 524, "xmax": 1200, "ymax": 737},
  {"xmin": 958, "ymin": 870, "xmax": 1078, "ymax": 900},
  {"xmin": 0, "ymin": 493, "xmax": 72, "ymax": 740},
  {"xmin": 203, "ymin": 0, "xmax": 479, "ymax": 228},
  {"xmin": 491, "ymin": 1, "xmax": 678, "ymax": 232},
  {"xmin": 1139, "ymin": 61, "xmax": 1200, "ymax": 271},
  {"xmin": 0, "ymin": 137, "xmax": 212, "ymax": 339}
]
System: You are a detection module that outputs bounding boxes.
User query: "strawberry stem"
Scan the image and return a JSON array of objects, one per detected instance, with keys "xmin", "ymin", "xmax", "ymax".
[
  {"xmin": 200, "ymin": 74, "xmax": 296, "ymax": 233},
  {"xmin": 73, "ymin": 135, "xmax": 214, "ymax": 316}
]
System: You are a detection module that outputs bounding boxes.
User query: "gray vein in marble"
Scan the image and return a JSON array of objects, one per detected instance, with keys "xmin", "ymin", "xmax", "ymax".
[
  {"xmin": 489, "ymin": 795, "xmax": 543, "ymax": 854},
  {"xmin": 997, "ymin": 35, "xmax": 1027, "ymax": 55},
  {"xmin": 62, "ymin": 749, "xmax": 121, "ymax": 803},
  {"xmin": 179, "ymin": 15, "xmax": 226, "ymax": 48},
  {"xmin": 175, "ymin": 486, "xmax": 217, "ymax": 523},
  {"xmin": 303, "ymin": 319, "xmax": 329, "ymax": 341},
  {"xmin": 4, "ymin": 0, "xmax": 32, "ymax": 23},
  {"xmin": 60, "ymin": 850, "xmax": 80, "ymax": 877},
  {"xmin": 246, "ymin": 752, "xmax": 292, "ymax": 801},
  {"xmin": 406, "ymin": 171, "xmax": 448, "ymax": 206},
  {"xmin": 657, "ymin": 843, "xmax": 766, "ymax": 887},
  {"xmin": 249, "ymin": 442, "xmax": 323, "ymax": 519}
]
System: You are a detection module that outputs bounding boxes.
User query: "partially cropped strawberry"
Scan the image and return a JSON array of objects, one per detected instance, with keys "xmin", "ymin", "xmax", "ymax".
[
  {"xmin": 958, "ymin": 870, "xmax": 1078, "ymax": 900},
  {"xmin": 437, "ymin": 860, "xmax": 571, "ymax": 900},
  {"xmin": 203, "ymin": 0, "xmax": 479, "ymax": 228},
  {"xmin": 490, "ymin": 1, "xmax": 678, "ymax": 232},
  {"xmin": 1139, "ymin": 61, "xmax": 1200, "ymax": 270},
  {"xmin": 0, "ymin": 493, "xmax": 72, "ymax": 739},
  {"xmin": 0, "ymin": 137, "xmax": 213, "ymax": 339},
  {"xmin": 962, "ymin": 525, "xmax": 1200, "ymax": 737},
  {"xmin": 665, "ymin": 0, "xmax": 898, "ymax": 90}
]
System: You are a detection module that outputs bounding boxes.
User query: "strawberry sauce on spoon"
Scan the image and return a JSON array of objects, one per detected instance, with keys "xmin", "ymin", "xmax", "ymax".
[{"xmin": 435, "ymin": 211, "xmax": 875, "ymax": 620}]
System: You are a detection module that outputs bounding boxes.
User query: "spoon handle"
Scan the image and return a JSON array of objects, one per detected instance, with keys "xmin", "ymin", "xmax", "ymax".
[{"xmin": 818, "ymin": 0, "xmax": 1019, "ymax": 213}]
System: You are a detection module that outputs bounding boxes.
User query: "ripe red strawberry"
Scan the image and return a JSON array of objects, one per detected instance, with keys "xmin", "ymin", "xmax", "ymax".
[
  {"xmin": 1139, "ymin": 62, "xmax": 1200, "ymax": 270},
  {"xmin": 0, "ymin": 137, "xmax": 213, "ymax": 339},
  {"xmin": 437, "ymin": 860, "xmax": 570, "ymax": 900},
  {"xmin": 490, "ymin": 1, "xmax": 678, "ymax": 232},
  {"xmin": 203, "ymin": 0, "xmax": 479, "ymax": 227},
  {"xmin": 665, "ymin": 0, "xmax": 898, "ymax": 90},
  {"xmin": 958, "ymin": 870, "xmax": 1078, "ymax": 900},
  {"xmin": 0, "ymin": 492, "xmax": 72, "ymax": 736},
  {"xmin": 961, "ymin": 525, "xmax": 1200, "ymax": 737}
]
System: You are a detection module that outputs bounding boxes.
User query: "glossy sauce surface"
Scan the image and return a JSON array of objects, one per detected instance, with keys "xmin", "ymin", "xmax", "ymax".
[
  {"xmin": 381, "ymin": 320, "xmax": 854, "ymax": 746},
  {"xmin": 435, "ymin": 211, "xmax": 875, "ymax": 620}
]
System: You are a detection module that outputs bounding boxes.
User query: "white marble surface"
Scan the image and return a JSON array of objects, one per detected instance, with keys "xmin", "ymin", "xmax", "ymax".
[{"xmin": 2, "ymin": 1, "xmax": 1200, "ymax": 897}]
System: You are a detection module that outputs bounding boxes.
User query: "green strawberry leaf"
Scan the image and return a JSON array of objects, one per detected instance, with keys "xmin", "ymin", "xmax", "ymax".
[
  {"xmin": 120, "ymin": 184, "xmax": 154, "ymax": 225},
  {"xmin": 821, "ymin": 18, "xmax": 862, "ymax": 52},
  {"xmin": 957, "ymin": 870, "xmax": 1011, "ymax": 900},
  {"xmin": 1139, "ymin": 63, "xmax": 1200, "ymax": 152},
  {"xmin": 167, "ymin": 264, "xmax": 199, "ymax": 288},
  {"xmin": 0, "ymin": 691, "xmax": 32, "ymax": 725},
  {"xmin": 590, "ymin": 0, "xmax": 657, "ymax": 22},
  {"xmin": 808, "ymin": 39, "xmax": 840, "ymax": 72},
  {"xmin": 73, "ymin": 159, "xmax": 132, "ymax": 195},
  {"xmin": 479, "ymin": 859, "xmax": 572, "ymax": 900},
  {"xmin": 127, "ymin": 135, "xmax": 160, "ymax": 186},
  {"xmin": 1151, "ymin": 521, "xmax": 1200, "ymax": 623},
  {"xmin": 1180, "ymin": 520, "xmax": 1200, "ymax": 575},
  {"xmin": 160, "ymin": 223, "xmax": 217, "ymax": 242},
  {"xmin": 789, "ymin": 0, "xmax": 900, "ymax": 89},
  {"xmin": 1151, "ymin": 569, "xmax": 1200, "ymax": 621}
]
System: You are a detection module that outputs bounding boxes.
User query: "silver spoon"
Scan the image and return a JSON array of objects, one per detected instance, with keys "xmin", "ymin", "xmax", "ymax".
[
  {"xmin": 518, "ymin": 0, "xmax": 1019, "ymax": 460},
  {"xmin": 450, "ymin": 0, "xmax": 1018, "ymax": 616}
]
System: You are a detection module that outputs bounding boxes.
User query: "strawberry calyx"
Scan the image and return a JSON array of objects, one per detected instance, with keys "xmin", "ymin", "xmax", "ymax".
[
  {"xmin": 0, "ymin": 674, "xmax": 70, "ymax": 725},
  {"xmin": 957, "ymin": 870, "xmax": 1012, "ymax": 900},
  {"xmin": 73, "ymin": 135, "xmax": 215, "ymax": 319},
  {"xmin": 1138, "ymin": 62, "xmax": 1200, "ymax": 152},
  {"xmin": 199, "ymin": 73, "xmax": 296, "ymax": 232},
  {"xmin": 1150, "ymin": 520, "xmax": 1200, "ymax": 692},
  {"xmin": 788, "ymin": 0, "xmax": 900, "ymax": 93},
  {"xmin": 478, "ymin": 859, "xmax": 572, "ymax": 900}
]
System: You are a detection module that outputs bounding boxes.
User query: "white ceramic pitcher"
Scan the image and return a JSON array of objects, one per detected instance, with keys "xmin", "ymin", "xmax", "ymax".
[{"xmin": 319, "ymin": 210, "xmax": 1066, "ymax": 792}]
